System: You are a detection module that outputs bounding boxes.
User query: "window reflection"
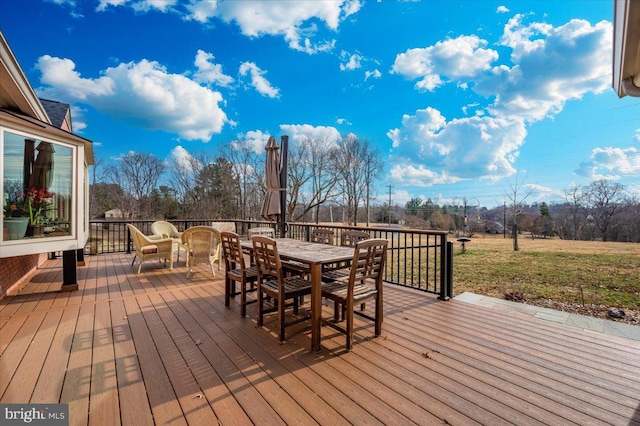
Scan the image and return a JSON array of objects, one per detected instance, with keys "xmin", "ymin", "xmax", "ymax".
[{"xmin": 3, "ymin": 131, "xmax": 73, "ymax": 241}]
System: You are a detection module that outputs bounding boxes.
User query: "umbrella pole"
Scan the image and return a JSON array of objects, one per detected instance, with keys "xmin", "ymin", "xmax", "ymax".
[{"xmin": 279, "ymin": 135, "xmax": 288, "ymax": 238}]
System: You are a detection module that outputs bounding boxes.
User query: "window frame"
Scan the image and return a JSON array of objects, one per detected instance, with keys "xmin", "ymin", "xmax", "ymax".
[{"xmin": 1, "ymin": 126, "xmax": 78, "ymax": 246}]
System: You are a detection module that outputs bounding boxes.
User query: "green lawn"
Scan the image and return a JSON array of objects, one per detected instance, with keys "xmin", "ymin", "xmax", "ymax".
[{"xmin": 451, "ymin": 235, "xmax": 640, "ymax": 310}]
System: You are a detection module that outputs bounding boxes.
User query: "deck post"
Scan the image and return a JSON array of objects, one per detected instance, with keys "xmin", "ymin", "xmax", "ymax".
[
  {"xmin": 61, "ymin": 249, "xmax": 79, "ymax": 291},
  {"xmin": 438, "ymin": 240, "xmax": 452, "ymax": 301}
]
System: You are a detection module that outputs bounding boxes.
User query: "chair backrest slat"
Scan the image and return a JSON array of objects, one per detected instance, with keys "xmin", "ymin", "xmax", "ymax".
[
  {"xmin": 311, "ymin": 228, "xmax": 334, "ymax": 245},
  {"xmin": 221, "ymin": 231, "xmax": 246, "ymax": 271},
  {"xmin": 349, "ymin": 239, "xmax": 388, "ymax": 285},
  {"xmin": 248, "ymin": 227, "xmax": 276, "ymax": 239},
  {"xmin": 252, "ymin": 236, "xmax": 282, "ymax": 283},
  {"xmin": 341, "ymin": 230, "xmax": 370, "ymax": 247}
]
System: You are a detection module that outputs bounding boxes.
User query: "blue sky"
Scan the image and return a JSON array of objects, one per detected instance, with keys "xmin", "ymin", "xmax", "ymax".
[{"xmin": 1, "ymin": 0, "xmax": 638, "ymax": 209}]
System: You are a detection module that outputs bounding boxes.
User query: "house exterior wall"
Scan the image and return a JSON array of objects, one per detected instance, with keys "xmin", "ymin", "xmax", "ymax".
[{"xmin": 0, "ymin": 253, "xmax": 47, "ymax": 300}]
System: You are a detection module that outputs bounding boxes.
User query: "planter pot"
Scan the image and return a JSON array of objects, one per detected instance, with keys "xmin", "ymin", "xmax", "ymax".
[
  {"xmin": 26, "ymin": 224, "xmax": 45, "ymax": 237},
  {"xmin": 4, "ymin": 217, "xmax": 29, "ymax": 240}
]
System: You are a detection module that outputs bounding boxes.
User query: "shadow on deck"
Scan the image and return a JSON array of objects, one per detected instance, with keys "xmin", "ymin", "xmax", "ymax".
[{"xmin": 1, "ymin": 252, "xmax": 639, "ymax": 425}]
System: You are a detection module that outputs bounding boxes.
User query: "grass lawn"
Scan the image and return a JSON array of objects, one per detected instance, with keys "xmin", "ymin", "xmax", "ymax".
[{"xmin": 452, "ymin": 234, "xmax": 640, "ymax": 322}]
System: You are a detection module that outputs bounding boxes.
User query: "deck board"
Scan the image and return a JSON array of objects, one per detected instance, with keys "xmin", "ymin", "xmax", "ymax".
[{"xmin": 1, "ymin": 252, "xmax": 639, "ymax": 425}]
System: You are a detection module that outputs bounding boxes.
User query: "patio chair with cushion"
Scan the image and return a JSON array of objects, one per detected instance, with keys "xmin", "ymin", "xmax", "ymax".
[
  {"xmin": 181, "ymin": 226, "xmax": 222, "ymax": 278},
  {"xmin": 321, "ymin": 238, "xmax": 388, "ymax": 351},
  {"xmin": 221, "ymin": 231, "xmax": 259, "ymax": 317},
  {"xmin": 151, "ymin": 220, "xmax": 185, "ymax": 262},
  {"xmin": 252, "ymin": 236, "xmax": 313, "ymax": 342},
  {"xmin": 127, "ymin": 224, "xmax": 175, "ymax": 274}
]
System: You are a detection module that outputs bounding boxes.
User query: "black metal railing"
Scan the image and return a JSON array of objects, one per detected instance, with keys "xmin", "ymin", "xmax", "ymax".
[{"xmin": 88, "ymin": 219, "xmax": 452, "ymax": 299}]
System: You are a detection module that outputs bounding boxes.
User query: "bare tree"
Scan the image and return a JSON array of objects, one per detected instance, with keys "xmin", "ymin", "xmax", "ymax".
[
  {"xmin": 286, "ymin": 133, "xmax": 340, "ymax": 222},
  {"xmin": 333, "ymin": 135, "xmax": 382, "ymax": 225},
  {"xmin": 106, "ymin": 151, "xmax": 165, "ymax": 219},
  {"xmin": 361, "ymin": 142, "xmax": 383, "ymax": 226},
  {"xmin": 553, "ymin": 185, "xmax": 585, "ymax": 240},
  {"xmin": 583, "ymin": 179, "xmax": 627, "ymax": 241},
  {"xmin": 504, "ymin": 173, "xmax": 534, "ymax": 251},
  {"xmin": 222, "ymin": 140, "xmax": 263, "ymax": 220}
]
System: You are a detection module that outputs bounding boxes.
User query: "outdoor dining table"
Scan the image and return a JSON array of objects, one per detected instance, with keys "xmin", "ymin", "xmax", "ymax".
[{"xmin": 241, "ymin": 238, "xmax": 354, "ymax": 352}]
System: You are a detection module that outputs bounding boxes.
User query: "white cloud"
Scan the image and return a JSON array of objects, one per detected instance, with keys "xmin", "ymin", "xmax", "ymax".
[
  {"xmin": 96, "ymin": 0, "xmax": 176, "ymax": 12},
  {"xmin": 390, "ymin": 164, "xmax": 460, "ymax": 187},
  {"xmin": 186, "ymin": 0, "xmax": 361, "ymax": 54},
  {"xmin": 241, "ymin": 130, "xmax": 271, "ymax": 154},
  {"xmin": 525, "ymin": 183, "xmax": 563, "ymax": 201},
  {"xmin": 388, "ymin": 107, "xmax": 526, "ymax": 185},
  {"xmin": 391, "ymin": 35, "xmax": 498, "ymax": 91},
  {"xmin": 96, "ymin": 0, "xmax": 129, "ymax": 11},
  {"xmin": 37, "ymin": 55, "xmax": 115, "ymax": 99},
  {"xmin": 496, "ymin": 5, "xmax": 510, "ymax": 13},
  {"xmin": 340, "ymin": 52, "xmax": 363, "ymax": 71},
  {"xmin": 239, "ymin": 62, "xmax": 280, "ymax": 98},
  {"xmin": 391, "ymin": 189, "xmax": 413, "ymax": 206},
  {"xmin": 364, "ymin": 69, "xmax": 382, "ymax": 81},
  {"xmin": 193, "ymin": 50, "xmax": 234, "ymax": 87},
  {"xmin": 70, "ymin": 105, "xmax": 87, "ymax": 133},
  {"xmin": 389, "ymin": 15, "xmax": 613, "ymax": 186},
  {"xmin": 336, "ymin": 118, "xmax": 352, "ymax": 125},
  {"xmin": 279, "ymin": 124, "xmax": 342, "ymax": 147},
  {"xmin": 170, "ymin": 145, "xmax": 195, "ymax": 172},
  {"xmin": 576, "ymin": 146, "xmax": 640, "ymax": 179},
  {"xmin": 132, "ymin": 0, "xmax": 177, "ymax": 12},
  {"xmin": 480, "ymin": 18, "xmax": 612, "ymax": 122},
  {"xmin": 36, "ymin": 56, "xmax": 228, "ymax": 142}
]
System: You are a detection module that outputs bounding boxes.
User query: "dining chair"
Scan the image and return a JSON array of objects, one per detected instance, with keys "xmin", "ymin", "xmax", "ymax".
[
  {"xmin": 247, "ymin": 227, "xmax": 275, "ymax": 239},
  {"xmin": 311, "ymin": 228, "xmax": 334, "ymax": 245},
  {"xmin": 252, "ymin": 236, "xmax": 313, "ymax": 342},
  {"xmin": 221, "ymin": 231, "xmax": 259, "ymax": 317},
  {"xmin": 341, "ymin": 229, "xmax": 370, "ymax": 246},
  {"xmin": 323, "ymin": 229, "xmax": 371, "ymax": 280},
  {"xmin": 151, "ymin": 220, "xmax": 186, "ymax": 262},
  {"xmin": 126, "ymin": 224, "xmax": 174, "ymax": 274},
  {"xmin": 321, "ymin": 238, "xmax": 388, "ymax": 351},
  {"xmin": 181, "ymin": 226, "xmax": 221, "ymax": 278}
]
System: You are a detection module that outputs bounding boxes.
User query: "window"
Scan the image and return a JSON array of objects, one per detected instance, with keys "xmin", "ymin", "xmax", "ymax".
[{"xmin": 3, "ymin": 131, "xmax": 74, "ymax": 241}]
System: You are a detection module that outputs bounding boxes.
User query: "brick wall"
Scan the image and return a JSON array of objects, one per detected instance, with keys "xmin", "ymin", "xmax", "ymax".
[{"xmin": 0, "ymin": 254, "xmax": 47, "ymax": 300}]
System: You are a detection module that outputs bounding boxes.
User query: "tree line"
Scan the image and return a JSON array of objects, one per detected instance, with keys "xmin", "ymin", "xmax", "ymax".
[
  {"xmin": 90, "ymin": 133, "xmax": 383, "ymax": 226},
  {"xmin": 401, "ymin": 179, "xmax": 640, "ymax": 243}
]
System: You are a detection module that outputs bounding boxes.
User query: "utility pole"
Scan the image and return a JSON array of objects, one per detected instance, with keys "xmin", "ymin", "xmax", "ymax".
[{"xmin": 387, "ymin": 184, "xmax": 392, "ymax": 225}]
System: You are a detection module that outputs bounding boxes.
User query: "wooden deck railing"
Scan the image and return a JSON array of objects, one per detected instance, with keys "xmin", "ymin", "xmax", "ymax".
[{"xmin": 88, "ymin": 219, "xmax": 453, "ymax": 299}]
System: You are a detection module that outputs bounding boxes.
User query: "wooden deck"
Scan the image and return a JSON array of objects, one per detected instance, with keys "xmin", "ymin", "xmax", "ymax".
[{"xmin": 1, "ymin": 252, "xmax": 639, "ymax": 425}]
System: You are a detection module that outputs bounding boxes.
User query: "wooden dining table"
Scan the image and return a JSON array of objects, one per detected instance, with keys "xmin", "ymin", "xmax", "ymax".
[{"xmin": 242, "ymin": 238, "xmax": 354, "ymax": 352}]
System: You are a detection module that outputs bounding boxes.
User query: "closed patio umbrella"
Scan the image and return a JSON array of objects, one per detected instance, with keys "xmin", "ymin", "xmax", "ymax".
[
  {"xmin": 30, "ymin": 141, "xmax": 55, "ymax": 190},
  {"xmin": 260, "ymin": 136, "xmax": 281, "ymax": 221},
  {"xmin": 23, "ymin": 139, "xmax": 35, "ymax": 193}
]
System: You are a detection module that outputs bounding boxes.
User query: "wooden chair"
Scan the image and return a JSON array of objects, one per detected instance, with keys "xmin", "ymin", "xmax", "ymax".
[
  {"xmin": 311, "ymin": 228, "xmax": 334, "ymax": 245},
  {"xmin": 341, "ymin": 230, "xmax": 370, "ymax": 246},
  {"xmin": 247, "ymin": 227, "xmax": 275, "ymax": 239},
  {"xmin": 323, "ymin": 230, "xmax": 371, "ymax": 280},
  {"xmin": 221, "ymin": 231, "xmax": 258, "ymax": 317},
  {"xmin": 151, "ymin": 220, "xmax": 186, "ymax": 261},
  {"xmin": 181, "ymin": 226, "xmax": 221, "ymax": 278},
  {"xmin": 252, "ymin": 236, "xmax": 312, "ymax": 342},
  {"xmin": 126, "ymin": 224, "xmax": 174, "ymax": 274},
  {"xmin": 321, "ymin": 239, "xmax": 388, "ymax": 351}
]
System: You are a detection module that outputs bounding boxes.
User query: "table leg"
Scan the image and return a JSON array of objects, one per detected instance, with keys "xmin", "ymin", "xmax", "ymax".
[{"xmin": 310, "ymin": 262, "xmax": 322, "ymax": 352}]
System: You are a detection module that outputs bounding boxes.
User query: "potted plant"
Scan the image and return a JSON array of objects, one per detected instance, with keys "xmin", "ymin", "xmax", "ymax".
[
  {"xmin": 3, "ymin": 181, "xmax": 29, "ymax": 240},
  {"xmin": 23, "ymin": 187, "xmax": 55, "ymax": 237}
]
